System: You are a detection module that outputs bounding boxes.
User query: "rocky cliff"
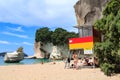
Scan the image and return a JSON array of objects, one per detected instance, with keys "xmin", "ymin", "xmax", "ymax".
[
  {"xmin": 34, "ymin": 42, "xmax": 45, "ymax": 58},
  {"xmin": 34, "ymin": 42, "xmax": 68, "ymax": 59},
  {"xmin": 74, "ymin": 0, "xmax": 110, "ymax": 26}
]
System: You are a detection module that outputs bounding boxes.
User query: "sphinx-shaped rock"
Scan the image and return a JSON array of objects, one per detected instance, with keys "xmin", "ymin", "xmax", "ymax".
[
  {"xmin": 4, "ymin": 47, "xmax": 24, "ymax": 63},
  {"xmin": 74, "ymin": 0, "xmax": 110, "ymax": 26}
]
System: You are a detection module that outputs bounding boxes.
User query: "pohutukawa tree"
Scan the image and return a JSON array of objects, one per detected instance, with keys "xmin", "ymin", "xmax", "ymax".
[{"xmin": 94, "ymin": 0, "xmax": 120, "ymax": 76}]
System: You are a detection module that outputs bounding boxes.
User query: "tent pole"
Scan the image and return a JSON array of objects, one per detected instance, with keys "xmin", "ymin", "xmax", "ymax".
[{"xmin": 92, "ymin": 48, "xmax": 95, "ymax": 68}]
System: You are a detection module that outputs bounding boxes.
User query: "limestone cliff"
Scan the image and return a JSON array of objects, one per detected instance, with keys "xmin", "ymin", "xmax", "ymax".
[
  {"xmin": 74, "ymin": 0, "xmax": 110, "ymax": 26},
  {"xmin": 34, "ymin": 42, "xmax": 68, "ymax": 59},
  {"xmin": 34, "ymin": 42, "xmax": 44, "ymax": 58}
]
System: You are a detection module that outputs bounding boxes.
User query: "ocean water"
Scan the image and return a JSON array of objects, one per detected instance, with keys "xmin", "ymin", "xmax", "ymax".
[{"xmin": 0, "ymin": 57, "xmax": 50, "ymax": 66}]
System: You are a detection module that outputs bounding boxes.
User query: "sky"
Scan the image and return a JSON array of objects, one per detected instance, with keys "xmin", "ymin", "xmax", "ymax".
[{"xmin": 0, "ymin": 0, "xmax": 78, "ymax": 56}]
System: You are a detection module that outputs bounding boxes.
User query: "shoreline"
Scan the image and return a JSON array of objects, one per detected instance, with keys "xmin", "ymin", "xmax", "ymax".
[
  {"xmin": 0, "ymin": 57, "xmax": 51, "ymax": 66},
  {"xmin": 0, "ymin": 61, "xmax": 120, "ymax": 80}
]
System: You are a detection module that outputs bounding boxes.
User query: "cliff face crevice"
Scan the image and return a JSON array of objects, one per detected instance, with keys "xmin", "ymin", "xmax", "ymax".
[{"xmin": 74, "ymin": 0, "xmax": 110, "ymax": 26}]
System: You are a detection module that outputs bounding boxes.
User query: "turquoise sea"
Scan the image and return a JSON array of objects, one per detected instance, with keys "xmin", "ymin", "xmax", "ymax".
[{"xmin": 0, "ymin": 57, "xmax": 50, "ymax": 66}]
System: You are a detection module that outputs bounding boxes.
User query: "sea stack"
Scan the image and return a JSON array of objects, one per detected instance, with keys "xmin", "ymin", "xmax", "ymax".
[{"xmin": 4, "ymin": 47, "xmax": 24, "ymax": 63}]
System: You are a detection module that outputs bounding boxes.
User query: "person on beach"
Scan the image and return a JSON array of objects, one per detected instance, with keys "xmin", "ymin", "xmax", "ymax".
[
  {"xmin": 53, "ymin": 56, "xmax": 56, "ymax": 64},
  {"xmin": 72, "ymin": 52, "xmax": 78, "ymax": 69},
  {"xmin": 64, "ymin": 57, "xmax": 70, "ymax": 69},
  {"xmin": 88, "ymin": 57, "xmax": 94, "ymax": 66},
  {"xmin": 82, "ymin": 57, "xmax": 89, "ymax": 66},
  {"xmin": 41, "ymin": 58, "xmax": 44, "ymax": 64},
  {"xmin": 94, "ymin": 57, "xmax": 99, "ymax": 67}
]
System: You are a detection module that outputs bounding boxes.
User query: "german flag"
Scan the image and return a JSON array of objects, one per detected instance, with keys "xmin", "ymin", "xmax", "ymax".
[{"xmin": 69, "ymin": 36, "xmax": 93, "ymax": 50}]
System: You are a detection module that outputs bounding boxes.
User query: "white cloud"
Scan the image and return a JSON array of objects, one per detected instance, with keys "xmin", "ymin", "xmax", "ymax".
[
  {"xmin": 11, "ymin": 42, "xmax": 33, "ymax": 46},
  {"xmin": 2, "ymin": 31, "xmax": 29, "ymax": 39},
  {"xmin": 13, "ymin": 42, "xmax": 20, "ymax": 45},
  {"xmin": 22, "ymin": 42, "xmax": 33, "ymax": 46},
  {"xmin": 0, "ymin": 40, "xmax": 10, "ymax": 44},
  {"xmin": 0, "ymin": 0, "xmax": 78, "ymax": 27},
  {"xmin": 0, "ymin": 40, "xmax": 33, "ymax": 46},
  {"xmin": 7, "ymin": 26, "xmax": 24, "ymax": 32}
]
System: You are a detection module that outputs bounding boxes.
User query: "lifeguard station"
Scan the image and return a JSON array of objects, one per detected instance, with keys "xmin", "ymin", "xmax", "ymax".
[{"xmin": 68, "ymin": 25, "xmax": 101, "ymax": 68}]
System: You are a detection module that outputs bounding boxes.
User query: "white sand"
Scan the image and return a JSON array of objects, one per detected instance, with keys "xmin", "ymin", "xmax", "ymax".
[{"xmin": 0, "ymin": 61, "xmax": 120, "ymax": 80}]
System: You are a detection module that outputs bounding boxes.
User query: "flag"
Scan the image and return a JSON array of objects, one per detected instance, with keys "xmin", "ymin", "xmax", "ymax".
[{"xmin": 69, "ymin": 36, "xmax": 93, "ymax": 50}]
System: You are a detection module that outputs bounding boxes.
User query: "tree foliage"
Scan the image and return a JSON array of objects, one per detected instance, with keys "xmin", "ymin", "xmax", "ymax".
[
  {"xmin": 35, "ymin": 27, "xmax": 78, "ymax": 46},
  {"xmin": 51, "ymin": 28, "xmax": 68, "ymax": 45},
  {"xmin": 35, "ymin": 27, "xmax": 52, "ymax": 43},
  {"xmin": 94, "ymin": 0, "xmax": 120, "ymax": 76}
]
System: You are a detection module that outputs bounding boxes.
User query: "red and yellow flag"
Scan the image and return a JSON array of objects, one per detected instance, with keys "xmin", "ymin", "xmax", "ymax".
[{"xmin": 69, "ymin": 36, "xmax": 93, "ymax": 50}]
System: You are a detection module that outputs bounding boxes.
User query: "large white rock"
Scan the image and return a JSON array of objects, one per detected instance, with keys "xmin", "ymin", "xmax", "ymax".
[
  {"xmin": 50, "ymin": 46, "xmax": 62, "ymax": 59},
  {"xmin": 4, "ymin": 51, "xmax": 24, "ymax": 63}
]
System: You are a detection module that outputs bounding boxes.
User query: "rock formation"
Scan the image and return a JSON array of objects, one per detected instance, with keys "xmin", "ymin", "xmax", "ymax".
[
  {"xmin": 4, "ymin": 47, "xmax": 24, "ymax": 63},
  {"xmin": 50, "ymin": 46, "xmax": 62, "ymax": 59},
  {"xmin": 34, "ymin": 42, "xmax": 53, "ymax": 59},
  {"xmin": 34, "ymin": 42, "xmax": 67, "ymax": 59},
  {"xmin": 34, "ymin": 41, "xmax": 44, "ymax": 58},
  {"xmin": 0, "ymin": 52, "xmax": 28, "ymax": 57},
  {"xmin": 74, "ymin": 0, "xmax": 110, "ymax": 26}
]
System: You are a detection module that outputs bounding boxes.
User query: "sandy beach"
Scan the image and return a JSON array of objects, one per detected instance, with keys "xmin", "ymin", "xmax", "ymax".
[{"xmin": 0, "ymin": 61, "xmax": 120, "ymax": 80}]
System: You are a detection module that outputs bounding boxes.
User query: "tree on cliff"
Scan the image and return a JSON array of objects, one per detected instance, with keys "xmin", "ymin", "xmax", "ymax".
[
  {"xmin": 51, "ymin": 28, "xmax": 78, "ymax": 45},
  {"xmin": 94, "ymin": 0, "xmax": 120, "ymax": 76},
  {"xmin": 35, "ymin": 27, "xmax": 52, "ymax": 43},
  {"xmin": 51, "ymin": 28, "xmax": 68, "ymax": 45},
  {"xmin": 35, "ymin": 27, "xmax": 78, "ymax": 46}
]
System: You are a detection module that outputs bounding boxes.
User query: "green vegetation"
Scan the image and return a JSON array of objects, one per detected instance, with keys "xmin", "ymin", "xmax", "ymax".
[
  {"xmin": 17, "ymin": 47, "xmax": 23, "ymax": 53},
  {"xmin": 35, "ymin": 27, "xmax": 52, "ymax": 43},
  {"xmin": 94, "ymin": 0, "xmax": 120, "ymax": 76},
  {"xmin": 35, "ymin": 27, "xmax": 78, "ymax": 46}
]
